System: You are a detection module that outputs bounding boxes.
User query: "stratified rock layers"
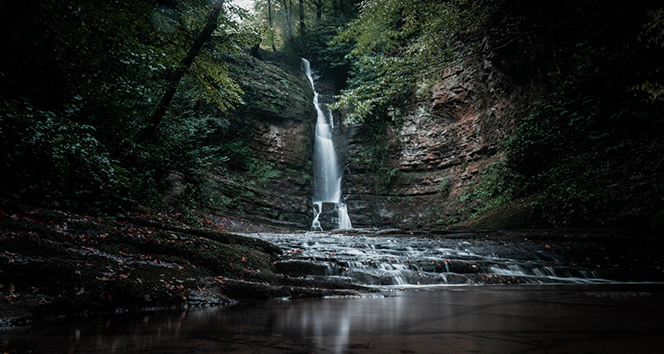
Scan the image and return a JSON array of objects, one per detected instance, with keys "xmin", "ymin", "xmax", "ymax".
[
  {"xmin": 198, "ymin": 52, "xmax": 317, "ymax": 230},
  {"xmin": 344, "ymin": 57, "xmax": 541, "ymax": 229}
]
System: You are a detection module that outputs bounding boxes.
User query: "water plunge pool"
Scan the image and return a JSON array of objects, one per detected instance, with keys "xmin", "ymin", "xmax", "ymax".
[{"xmin": 3, "ymin": 285, "xmax": 663, "ymax": 353}]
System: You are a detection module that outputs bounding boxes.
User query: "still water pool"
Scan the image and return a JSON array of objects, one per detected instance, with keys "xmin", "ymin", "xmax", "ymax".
[{"xmin": 3, "ymin": 284, "xmax": 663, "ymax": 353}]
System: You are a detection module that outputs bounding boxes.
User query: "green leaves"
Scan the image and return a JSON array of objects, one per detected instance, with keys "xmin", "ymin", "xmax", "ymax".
[
  {"xmin": 0, "ymin": 99, "xmax": 126, "ymax": 210},
  {"xmin": 330, "ymin": 0, "xmax": 477, "ymax": 123},
  {"xmin": 189, "ymin": 51, "xmax": 244, "ymax": 110},
  {"xmin": 0, "ymin": 0, "xmax": 260, "ymax": 213}
]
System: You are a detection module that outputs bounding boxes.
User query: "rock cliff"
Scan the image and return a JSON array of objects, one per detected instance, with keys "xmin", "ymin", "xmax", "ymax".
[
  {"xmin": 195, "ymin": 51, "xmax": 316, "ymax": 230},
  {"xmin": 343, "ymin": 56, "xmax": 542, "ymax": 229}
]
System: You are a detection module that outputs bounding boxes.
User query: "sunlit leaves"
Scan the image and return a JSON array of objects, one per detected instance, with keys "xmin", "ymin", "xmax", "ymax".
[
  {"xmin": 329, "ymin": 54, "xmax": 415, "ymax": 123},
  {"xmin": 330, "ymin": 0, "xmax": 481, "ymax": 123},
  {"xmin": 190, "ymin": 52, "xmax": 244, "ymax": 110},
  {"xmin": 0, "ymin": 0, "xmax": 261, "ymax": 211}
]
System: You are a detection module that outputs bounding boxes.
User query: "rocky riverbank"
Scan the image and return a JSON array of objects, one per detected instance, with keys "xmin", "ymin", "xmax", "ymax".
[
  {"xmin": 0, "ymin": 207, "xmax": 367, "ymax": 327},
  {"xmin": 3, "ymin": 206, "xmax": 663, "ymax": 327}
]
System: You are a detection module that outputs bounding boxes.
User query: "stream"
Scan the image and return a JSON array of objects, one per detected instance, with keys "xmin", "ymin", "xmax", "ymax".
[
  {"xmin": 2, "ymin": 284, "xmax": 663, "ymax": 354},
  {"xmin": 257, "ymin": 232, "xmax": 611, "ymax": 287},
  {"xmin": 2, "ymin": 231, "xmax": 663, "ymax": 353}
]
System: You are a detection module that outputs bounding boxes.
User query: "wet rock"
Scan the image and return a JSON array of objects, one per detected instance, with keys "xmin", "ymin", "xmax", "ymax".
[
  {"xmin": 194, "ymin": 53, "xmax": 316, "ymax": 230},
  {"xmin": 275, "ymin": 261, "xmax": 332, "ymax": 277},
  {"xmin": 217, "ymin": 278, "xmax": 361, "ymax": 300}
]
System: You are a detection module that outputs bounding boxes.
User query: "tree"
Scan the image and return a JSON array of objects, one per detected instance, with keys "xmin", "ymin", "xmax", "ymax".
[
  {"xmin": 306, "ymin": 0, "xmax": 325, "ymax": 20},
  {"xmin": 0, "ymin": 0, "xmax": 252, "ymax": 211},
  {"xmin": 140, "ymin": 0, "xmax": 226, "ymax": 141},
  {"xmin": 268, "ymin": 0, "xmax": 277, "ymax": 50},
  {"xmin": 299, "ymin": 0, "xmax": 306, "ymax": 34},
  {"xmin": 280, "ymin": 0, "xmax": 294, "ymax": 39},
  {"xmin": 330, "ymin": 0, "xmax": 474, "ymax": 123}
]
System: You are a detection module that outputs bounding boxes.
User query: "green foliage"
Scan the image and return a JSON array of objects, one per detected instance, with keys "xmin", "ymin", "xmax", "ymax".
[
  {"xmin": 248, "ymin": 0, "xmax": 360, "ymax": 52},
  {"xmin": 329, "ymin": 54, "xmax": 417, "ymax": 123},
  {"xmin": 350, "ymin": 118, "xmax": 399, "ymax": 191},
  {"xmin": 0, "ymin": 99, "xmax": 128, "ymax": 212},
  {"xmin": 505, "ymin": 70, "xmax": 664, "ymax": 226},
  {"xmin": 329, "ymin": 0, "xmax": 488, "ymax": 123},
  {"xmin": 0, "ymin": 0, "xmax": 259, "ymax": 213},
  {"xmin": 460, "ymin": 160, "xmax": 521, "ymax": 218},
  {"xmin": 476, "ymin": 0, "xmax": 664, "ymax": 227},
  {"xmin": 285, "ymin": 17, "xmax": 355, "ymax": 90},
  {"xmin": 505, "ymin": 91, "xmax": 603, "ymax": 175},
  {"xmin": 188, "ymin": 50, "xmax": 244, "ymax": 110},
  {"xmin": 247, "ymin": 159, "xmax": 282, "ymax": 186},
  {"xmin": 436, "ymin": 177, "xmax": 452, "ymax": 195},
  {"xmin": 632, "ymin": 8, "xmax": 664, "ymax": 102}
]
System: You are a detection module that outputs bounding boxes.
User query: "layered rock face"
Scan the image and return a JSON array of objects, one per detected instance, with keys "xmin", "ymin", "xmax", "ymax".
[
  {"xmin": 343, "ymin": 57, "xmax": 541, "ymax": 229},
  {"xmin": 197, "ymin": 51, "xmax": 317, "ymax": 230}
]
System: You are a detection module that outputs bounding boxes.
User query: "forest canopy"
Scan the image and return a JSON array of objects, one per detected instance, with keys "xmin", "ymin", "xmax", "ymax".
[{"xmin": 0, "ymin": 0, "xmax": 258, "ymax": 213}]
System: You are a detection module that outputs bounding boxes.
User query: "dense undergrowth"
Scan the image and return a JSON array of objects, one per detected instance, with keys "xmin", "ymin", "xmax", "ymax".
[
  {"xmin": 0, "ymin": 1, "xmax": 265, "ymax": 219},
  {"xmin": 482, "ymin": 2, "xmax": 664, "ymax": 229}
]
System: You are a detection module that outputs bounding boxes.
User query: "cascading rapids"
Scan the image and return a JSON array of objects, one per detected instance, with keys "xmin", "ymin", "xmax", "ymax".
[{"xmin": 302, "ymin": 58, "xmax": 352, "ymax": 231}]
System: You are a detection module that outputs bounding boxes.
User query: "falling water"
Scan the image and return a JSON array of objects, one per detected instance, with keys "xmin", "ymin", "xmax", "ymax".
[{"xmin": 303, "ymin": 58, "xmax": 352, "ymax": 231}]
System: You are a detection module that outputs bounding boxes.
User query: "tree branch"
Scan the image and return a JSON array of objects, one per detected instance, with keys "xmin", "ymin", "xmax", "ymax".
[{"xmin": 139, "ymin": 0, "xmax": 225, "ymax": 142}]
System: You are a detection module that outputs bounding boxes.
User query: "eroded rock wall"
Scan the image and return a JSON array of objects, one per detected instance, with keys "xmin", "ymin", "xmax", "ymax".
[
  {"xmin": 344, "ymin": 56, "xmax": 541, "ymax": 229},
  {"xmin": 197, "ymin": 52, "xmax": 316, "ymax": 230}
]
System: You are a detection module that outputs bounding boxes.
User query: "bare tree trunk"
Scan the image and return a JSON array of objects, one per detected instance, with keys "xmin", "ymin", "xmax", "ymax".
[
  {"xmin": 299, "ymin": 0, "xmax": 305, "ymax": 55},
  {"xmin": 287, "ymin": 0, "xmax": 293, "ymax": 39},
  {"xmin": 140, "ymin": 0, "xmax": 225, "ymax": 141},
  {"xmin": 268, "ymin": 0, "xmax": 276, "ymax": 51},
  {"xmin": 299, "ymin": 0, "xmax": 305, "ymax": 35},
  {"xmin": 316, "ymin": 0, "xmax": 322, "ymax": 20},
  {"xmin": 279, "ymin": 0, "xmax": 294, "ymax": 40}
]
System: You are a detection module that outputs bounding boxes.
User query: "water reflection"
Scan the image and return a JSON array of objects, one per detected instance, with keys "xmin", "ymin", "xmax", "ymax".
[{"xmin": 3, "ymin": 285, "xmax": 663, "ymax": 353}]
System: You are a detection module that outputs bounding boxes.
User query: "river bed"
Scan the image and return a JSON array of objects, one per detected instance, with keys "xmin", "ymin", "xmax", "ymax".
[
  {"xmin": 2, "ymin": 231, "xmax": 663, "ymax": 353},
  {"xmin": 2, "ymin": 284, "xmax": 663, "ymax": 353}
]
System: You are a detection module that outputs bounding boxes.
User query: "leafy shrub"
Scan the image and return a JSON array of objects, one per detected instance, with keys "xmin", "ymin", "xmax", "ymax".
[
  {"xmin": 461, "ymin": 160, "xmax": 521, "ymax": 216},
  {"xmin": 0, "ymin": 99, "xmax": 127, "ymax": 210}
]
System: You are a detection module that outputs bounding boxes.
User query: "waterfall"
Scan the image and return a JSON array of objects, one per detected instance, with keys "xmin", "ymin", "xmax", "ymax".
[{"xmin": 302, "ymin": 58, "xmax": 352, "ymax": 231}]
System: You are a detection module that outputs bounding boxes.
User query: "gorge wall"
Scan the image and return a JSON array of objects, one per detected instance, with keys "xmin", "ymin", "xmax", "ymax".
[
  {"xmin": 193, "ymin": 51, "xmax": 317, "ymax": 230},
  {"xmin": 343, "ymin": 55, "xmax": 542, "ymax": 230}
]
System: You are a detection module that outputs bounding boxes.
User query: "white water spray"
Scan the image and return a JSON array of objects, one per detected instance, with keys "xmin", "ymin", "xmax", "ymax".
[{"xmin": 303, "ymin": 58, "xmax": 352, "ymax": 231}]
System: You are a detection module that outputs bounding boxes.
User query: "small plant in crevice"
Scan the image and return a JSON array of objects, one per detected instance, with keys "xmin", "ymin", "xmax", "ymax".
[
  {"xmin": 459, "ymin": 159, "xmax": 522, "ymax": 220},
  {"xmin": 247, "ymin": 159, "xmax": 281, "ymax": 187},
  {"xmin": 436, "ymin": 177, "xmax": 452, "ymax": 196}
]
